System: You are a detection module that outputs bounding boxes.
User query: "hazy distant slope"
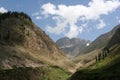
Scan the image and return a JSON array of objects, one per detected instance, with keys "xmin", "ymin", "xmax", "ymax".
[
  {"xmin": 56, "ymin": 37, "xmax": 90, "ymax": 58},
  {"xmin": 105, "ymin": 25, "xmax": 120, "ymax": 49},
  {"xmin": 82, "ymin": 24, "xmax": 120, "ymax": 54}
]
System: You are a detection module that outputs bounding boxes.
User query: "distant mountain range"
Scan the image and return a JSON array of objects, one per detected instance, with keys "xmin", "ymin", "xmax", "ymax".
[
  {"xmin": 56, "ymin": 24, "xmax": 120, "ymax": 58},
  {"xmin": 56, "ymin": 24, "xmax": 120, "ymax": 59},
  {"xmin": 56, "ymin": 37, "xmax": 90, "ymax": 58}
]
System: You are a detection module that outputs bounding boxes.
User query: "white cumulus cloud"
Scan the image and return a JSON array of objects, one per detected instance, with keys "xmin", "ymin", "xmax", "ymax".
[
  {"xmin": 97, "ymin": 19, "xmax": 106, "ymax": 29},
  {"xmin": 65, "ymin": 24, "xmax": 79, "ymax": 38},
  {"xmin": 40, "ymin": 0, "xmax": 120, "ymax": 38},
  {"xmin": 0, "ymin": 7, "xmax": 7, "ymax": 13},
  {"xmin": 41, "ymin": 3, "xmax": 56, "ymax": 15}
]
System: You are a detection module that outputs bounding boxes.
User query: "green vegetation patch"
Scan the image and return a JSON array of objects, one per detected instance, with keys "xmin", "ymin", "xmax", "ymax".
[
  {"xmin": 70, "ymin": 45, "xmax": 120, "ymax": 80},
  {"xmin": 0, "ymin": 66, "xmax": 70, "ymax": 80}
]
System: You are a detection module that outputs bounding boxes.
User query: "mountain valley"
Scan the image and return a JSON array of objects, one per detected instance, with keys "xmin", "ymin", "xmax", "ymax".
[{"xmin": 0, "ymin": 11, "xmax": 120, "ymax": 80}]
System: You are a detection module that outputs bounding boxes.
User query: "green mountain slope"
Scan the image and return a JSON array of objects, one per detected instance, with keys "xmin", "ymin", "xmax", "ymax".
[
  {"xmin": 70, "ymin": 24, "xmax": 120, "ymax": 80},
  {"xmin": 70, "ymin": 45, "xmax": 120, "ymax": 80},
  {"xmin": 0, "ymin": 66, "xmax": 70, "ymax": 80}
]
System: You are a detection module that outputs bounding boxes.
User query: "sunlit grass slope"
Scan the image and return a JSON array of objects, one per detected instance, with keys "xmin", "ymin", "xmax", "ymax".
[
  {"xmin": 0, "ymin": 66, "xmax": 70, "ymax": 80},
  {"xmin": 70, "ymin": 45, "xmax": 120, "ymax": 80}
]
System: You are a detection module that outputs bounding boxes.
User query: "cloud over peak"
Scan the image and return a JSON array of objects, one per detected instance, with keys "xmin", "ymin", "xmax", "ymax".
[
  {"xmin": 0, "ymin": 7, "xmax": 7, "ymax": 13},
  {"xmin": 39, "ymin": 0, "xmax": 120, "ymax": 38},
  {"xmin": 97, "ymin": 19, "xmax": 106, "ymax": 29}
]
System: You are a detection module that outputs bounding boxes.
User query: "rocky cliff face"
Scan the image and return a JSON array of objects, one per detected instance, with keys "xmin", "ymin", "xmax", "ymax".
[
  {"xmin": 56, "ymin": 37, "xmax": 90, "ymax": 58},
  {"xmin": 0, "ymin": 12, "xmax": 74, "ymax": 70}
]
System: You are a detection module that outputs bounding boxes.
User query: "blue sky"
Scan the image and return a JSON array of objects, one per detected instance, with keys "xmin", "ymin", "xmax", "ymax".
[{"xmin": 0, "ymin": 0, "xmax": 120, "ymax": 41}]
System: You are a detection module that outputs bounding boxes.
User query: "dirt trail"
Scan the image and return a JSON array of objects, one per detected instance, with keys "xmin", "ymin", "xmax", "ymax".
[{"xmin": 69, "ymin": 62, "xmax": 83, "ymax": 73}]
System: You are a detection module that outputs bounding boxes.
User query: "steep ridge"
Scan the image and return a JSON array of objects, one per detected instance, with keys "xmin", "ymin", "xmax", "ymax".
[
  {"xmin": 73, "ymin": 24, "xmax": 120, "ymax": 66},
  {"xmin": 105, "ymin": 25, "xmax": 120, "ymax": 49},
  {"xmin": 70, "ymin": 24, "xmax": 120, "ymax": 80},
  {"xmin": 81, "ymin": 24, "xmax": 120, "ymax": 54},
  {"xmin": 0, "ymin": 12, "xmax": 74, "ymax": 70},
  {"xmin": 56, "ymin": 37, "xmax": 90, "ymax": 58}
]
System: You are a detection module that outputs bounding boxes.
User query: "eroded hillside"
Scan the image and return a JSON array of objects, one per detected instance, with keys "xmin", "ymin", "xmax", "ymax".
[{"xmin": 0, "ymin": 12, "xmax": 75, "ymax": 71}]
